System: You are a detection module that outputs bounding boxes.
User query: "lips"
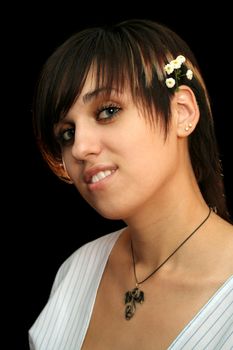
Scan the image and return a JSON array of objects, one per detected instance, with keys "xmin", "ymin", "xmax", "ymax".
[{"xmin": 84, "ymin": 165, "xmax": 117, "ymax": 184}]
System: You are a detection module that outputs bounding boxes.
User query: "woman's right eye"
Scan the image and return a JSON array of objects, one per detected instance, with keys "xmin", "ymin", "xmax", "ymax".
[{"xmin": 59, "ymin": 128, "xmax": 75, "ymax": 145}]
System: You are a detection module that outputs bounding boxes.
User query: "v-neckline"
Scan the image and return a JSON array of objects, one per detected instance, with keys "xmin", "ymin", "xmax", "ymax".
[
  {"xmin": 168, "ymin": 274, "xmax": 233, "ymax": 348},
  {"xmin": 81, "ymin": 230, "xmax": 233, "ymax": 349}
]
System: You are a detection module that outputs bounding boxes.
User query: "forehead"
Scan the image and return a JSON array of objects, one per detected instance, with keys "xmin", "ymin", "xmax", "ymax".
[{"xmin": 78, "ymin": 65, "xmax": 132, "ymax": 103}]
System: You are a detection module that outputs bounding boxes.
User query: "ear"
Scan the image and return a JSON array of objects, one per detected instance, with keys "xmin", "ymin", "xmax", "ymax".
[{"xmin": 172, "ymin": 85, "xmax": 199, "ymax": 137}]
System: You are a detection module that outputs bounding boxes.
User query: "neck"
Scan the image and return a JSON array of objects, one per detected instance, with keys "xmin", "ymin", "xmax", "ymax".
[
  {"xmin": 123, "ymin": 202, "xmax": 212, "ymax": 321},
  {"xmin": 124, "ymin": 200, "xmax": 210, "ymax": 271}
]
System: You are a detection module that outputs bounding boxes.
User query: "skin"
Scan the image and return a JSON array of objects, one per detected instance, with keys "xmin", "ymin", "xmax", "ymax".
[
  {"xmin": 56, "ymin": 69, "xmax": 200, "ymax": 222},
  {"xmin": 55, "ymin": 68, "xmax": 233, "ymax": 349}
]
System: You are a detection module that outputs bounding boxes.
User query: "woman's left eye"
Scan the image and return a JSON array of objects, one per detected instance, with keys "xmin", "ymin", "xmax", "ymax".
[{"xmin": 96, "ymin": 105, "xmax": 121, "ymax": 122}]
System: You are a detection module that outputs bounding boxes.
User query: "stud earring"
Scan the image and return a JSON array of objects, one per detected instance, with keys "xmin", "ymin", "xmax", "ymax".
[{"xmin": 185, "ymin": 123, "xmax": 193, "ymax": 131}]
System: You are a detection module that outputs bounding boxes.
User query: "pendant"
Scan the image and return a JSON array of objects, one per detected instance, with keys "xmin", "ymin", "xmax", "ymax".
[{"xmin": 124, "ymin": 287, "xmax": 144, "ymax": 320}]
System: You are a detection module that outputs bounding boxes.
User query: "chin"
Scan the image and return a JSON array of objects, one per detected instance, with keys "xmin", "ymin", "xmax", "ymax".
[
  {"xmin": 92, "ymin": 205, "xmax": 125, "ymax": 221},
  {"xmin": 97, "ymin": 210, "xmax": 123, "ymax": 221}
]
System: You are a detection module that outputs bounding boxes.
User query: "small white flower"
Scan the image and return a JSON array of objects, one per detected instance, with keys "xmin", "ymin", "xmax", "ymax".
[
  {"xmin": 164, "ymin": 63, "xmax": 174, "ymax": 75},
  {"xmin": 186, "ymin": 69, "xmax": 193, "ymax": 80},
  {"xmin": 170, "ymin": 59, "xmax": 182, "ymax": 69},
  {"xmin": 165, "ymin": 78, "xmax": 176, "ymax": 88},
  {"xmin": 176, "ymin": 55, "xmax": 186, "ymax": 64}
]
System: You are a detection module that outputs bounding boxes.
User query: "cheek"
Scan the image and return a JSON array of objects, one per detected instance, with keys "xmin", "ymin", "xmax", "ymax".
[
  {"xmin": 61, "ymin": 152, "xmax": 72, "ymax": 175},
  {"xmin": 61, "ymin": 151, "xmax": 80, "ymax": 180},
  {"xmin": 132, "ymin": 134, "xmax": 178, "ymax": 186}
]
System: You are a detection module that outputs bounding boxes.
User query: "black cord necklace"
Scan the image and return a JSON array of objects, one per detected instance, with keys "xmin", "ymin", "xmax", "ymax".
[{"xmin": 124, "ymin": 207, "xmax": 212, "ymax": 320}]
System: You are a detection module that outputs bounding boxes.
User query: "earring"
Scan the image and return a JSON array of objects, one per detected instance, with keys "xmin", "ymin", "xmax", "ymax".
[{"xmin": 185, "ymin": 123, "xmax": 192, "ymax": 131}]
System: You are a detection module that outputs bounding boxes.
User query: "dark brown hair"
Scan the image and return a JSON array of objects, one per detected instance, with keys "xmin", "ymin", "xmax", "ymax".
[{"xmin": 33, "ymin": 19, "xmax": 230, "ymax": 221}]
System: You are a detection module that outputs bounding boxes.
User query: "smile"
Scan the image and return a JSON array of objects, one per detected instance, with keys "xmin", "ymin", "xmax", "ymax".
[{"xmin": 91, "ymin": 170, "xmax": 115, "ymax": 184}]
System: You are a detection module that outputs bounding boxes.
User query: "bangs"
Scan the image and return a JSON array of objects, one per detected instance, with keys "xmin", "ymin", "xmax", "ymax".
[
  {"xmin": 50, "ymin": 24, "xmax": 171, "ymax": 125},
  {"xmin": 34, "ymin": 23, "xmax": 175, "ymax": 165}
]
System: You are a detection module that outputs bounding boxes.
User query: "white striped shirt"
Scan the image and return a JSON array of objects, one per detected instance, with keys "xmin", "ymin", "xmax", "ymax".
[{"xmin": 29, "ymin": 229, "xmax": 233, "ymax": 349}]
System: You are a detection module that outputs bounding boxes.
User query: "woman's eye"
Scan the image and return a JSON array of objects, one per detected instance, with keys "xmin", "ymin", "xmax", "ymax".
[
  {"xmin": 59, "ymin": 128, "xmax": 75, "ymax": 144},
  {"xmin": 97, "ymin": 105, "xmax": 120, "ymax": 121}
]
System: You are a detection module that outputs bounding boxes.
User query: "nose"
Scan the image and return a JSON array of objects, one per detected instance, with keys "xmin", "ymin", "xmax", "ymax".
[{"xmin": 71, "ymin": 123, "xmax": 101, "ymax": 162}]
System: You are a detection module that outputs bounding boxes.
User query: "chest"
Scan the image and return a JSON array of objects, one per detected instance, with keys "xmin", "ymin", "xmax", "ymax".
[{"xmin": 81, "ymin": 272, "xmax": 221, "ymax": 350}]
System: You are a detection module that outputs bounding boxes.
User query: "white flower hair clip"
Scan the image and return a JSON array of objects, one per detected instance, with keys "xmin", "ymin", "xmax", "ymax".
[{"xmin": 164, "ymin": 55, "xmax": 193, "ymax": 89}]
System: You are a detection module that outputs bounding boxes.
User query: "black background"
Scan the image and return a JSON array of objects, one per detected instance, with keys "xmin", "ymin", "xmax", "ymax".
[{"xmin": 9, "ymin": 4, "xmax": 232, "ymax": 349}]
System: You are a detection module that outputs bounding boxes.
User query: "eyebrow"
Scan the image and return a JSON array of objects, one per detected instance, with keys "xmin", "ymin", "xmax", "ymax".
[{"xmin": 83, "ymin": 87, "xmax": 118, "ymax": 104}]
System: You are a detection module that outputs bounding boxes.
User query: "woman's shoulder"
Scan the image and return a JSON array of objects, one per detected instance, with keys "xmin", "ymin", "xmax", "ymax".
[
  {"xmin": 50, "ymin": 228, "xmax": 124, "ymax": 295},
  {"xmin": 65, "ymin": 228, "xmax": 123, "ymax": 268},
  {"xmin": 208, "ymin": 213, "xmax": 233, "ymax": 276}
]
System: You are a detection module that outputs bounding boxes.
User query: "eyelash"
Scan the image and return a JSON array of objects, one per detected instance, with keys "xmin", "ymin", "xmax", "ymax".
[
  {"xmin": 57, "ymin": 103, "xmax": 121, "ymax": 146},
  {"xmin": 96, "ymin": 103, "xmax": 121, "ymax": 122}
]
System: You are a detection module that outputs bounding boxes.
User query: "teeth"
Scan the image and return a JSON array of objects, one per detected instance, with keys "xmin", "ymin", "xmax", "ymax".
[{"xmin": 91, "ymin": 170, "xmax": 113, "ymax": 183}]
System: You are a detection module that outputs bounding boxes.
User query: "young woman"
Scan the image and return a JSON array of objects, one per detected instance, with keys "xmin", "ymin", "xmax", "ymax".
[{"xmin": 29, "ymin": 19, "xmax": 233, "ymax": 349}]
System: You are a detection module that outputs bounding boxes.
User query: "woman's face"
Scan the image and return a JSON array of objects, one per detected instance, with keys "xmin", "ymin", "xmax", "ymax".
[{"xmin": 55, "ymin": 69, "xmax": 180, "ymax": 220}]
